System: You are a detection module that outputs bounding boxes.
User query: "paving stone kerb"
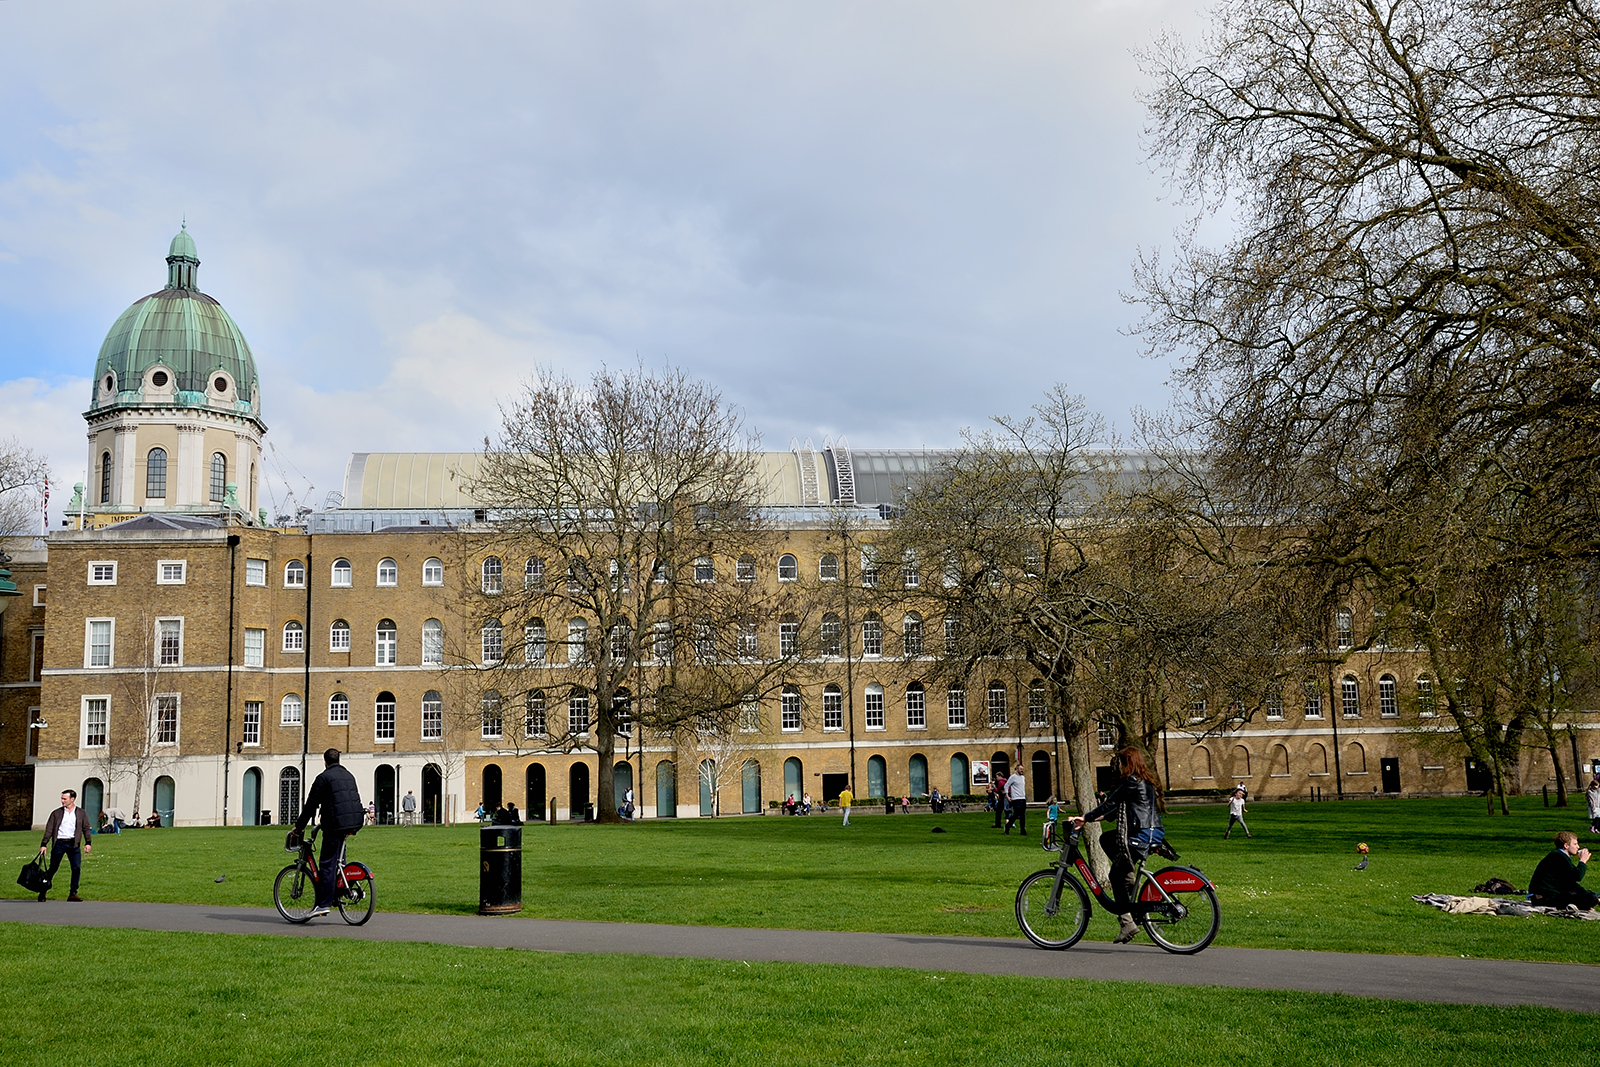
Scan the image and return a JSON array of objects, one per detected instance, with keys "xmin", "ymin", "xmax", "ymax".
[{"xmin": 3, "ymin": 899, "xmax": 1594, "ymax": 1014}]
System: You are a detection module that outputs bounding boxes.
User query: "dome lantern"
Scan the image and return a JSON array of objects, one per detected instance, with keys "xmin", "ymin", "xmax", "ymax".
[{"xmin": 166, "ymin": 221, "xmax": 199, "ymax": 290}]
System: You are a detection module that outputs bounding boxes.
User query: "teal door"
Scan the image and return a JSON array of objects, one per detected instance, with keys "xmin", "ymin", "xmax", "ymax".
[
  {"xmin": 242, "ymin": 768, "xmax": 261, "ymax": 825},
  {"xmin": 867, "ymin": 755, "xmax": 887, "ymax": 800},
  {"xmin": 154, "ymin": 776, "xmax": 175, "ymax": 826},
  {"xmin": 614, "ymin": 761, "xmax": 634, "ymax": 809},
  {"xmin": 950, "ymin": 754, "xmax": 969, "ymax": 796},
  {"xmin": 656, "ymin": 761, "xmax": 676, "ymax": 818},
  {"xmin": 699, "ymin": 760, "xmax": 716, "ymax": 816},
  {"xmin": 783, "ymin": 757, "xmax": 802, "ymax": 801},
  {"xmin": 742, "ymin": 760, "xmax": 761, "ymax": 813},
  {"xmin": 81, "ymin": 779, "xmax": 103, "ymax": 832},
  {"xmin": 909, "ymin": 754, "xmax": 928, "ymax": 798}
]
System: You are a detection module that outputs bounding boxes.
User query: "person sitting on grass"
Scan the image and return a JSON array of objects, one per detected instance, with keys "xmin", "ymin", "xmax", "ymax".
[{"xmin": 1529, "ymin": 830, "xmax": 1596, "ymax": 911}]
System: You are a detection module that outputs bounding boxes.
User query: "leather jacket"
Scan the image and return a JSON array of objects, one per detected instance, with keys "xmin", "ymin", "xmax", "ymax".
[{"xmin": 1083, "ymin": 775, "xmax": 1163, "ymax": 856}]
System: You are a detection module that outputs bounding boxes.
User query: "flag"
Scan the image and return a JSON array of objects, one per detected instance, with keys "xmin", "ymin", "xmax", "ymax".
[{"xmin": 42, "ymin": 478, "xmax": 49, "ymax": 534}]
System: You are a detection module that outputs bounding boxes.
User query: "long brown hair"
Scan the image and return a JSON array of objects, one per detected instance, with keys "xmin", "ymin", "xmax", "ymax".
[{"xmin": 1115, "ymin": 747, "xmax": 1161, "ymax": 791}]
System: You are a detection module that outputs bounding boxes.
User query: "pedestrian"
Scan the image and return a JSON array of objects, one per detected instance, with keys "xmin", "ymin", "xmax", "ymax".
[
  {"xmin": 401, "ymin": 790, "xmax": 417, "ymax": 825},
  {"xmin": 1586, "ymin": 776, "xmax": 1599, "ymax": 834},
  {"xmin": 365, "ymin": 799, "xmax": 376, "ymax": 826},
  {"xmin": 990, "ymin": 775, "xmax": 1006, "ymax": 828},
  {"xmin": 1224, "ymin": 787, "xmax": 1252, "ymax": 839},
  {"xmin": 37, "ymin": 789, "xmax": 92, "ymax": 901},
  {"xmin": 291, "ymin": 748, "xmax": 366, "ymax": 919},
  {"xmin": 623, "ymin": 787, "xmax": 635, "ymax": 820},
  {"xmin": 839, "ymin": 785, "xmax": 853, "ymax": 826},
  {"xmin": 1003, "ymin": 768, "xmax": 1029, "ymax": 836}
]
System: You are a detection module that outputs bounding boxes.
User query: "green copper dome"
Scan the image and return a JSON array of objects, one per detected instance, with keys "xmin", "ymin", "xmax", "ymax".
[{"xmin": 89, "ymin": 227, "xmax": 261, "ymax": 422}]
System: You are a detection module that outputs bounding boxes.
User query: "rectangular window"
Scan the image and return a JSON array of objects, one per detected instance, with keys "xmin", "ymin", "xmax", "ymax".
[
  {"xmin": 245, "ymin": 558, "xmax": 268, "ymax": 586},
  {"xmin": 525, "ymin": 623, "xmax": 546, "ymax": 664},
  {"xmin": 1266, "ymin": 690, "xmax": 1285, "ymax": 719},
  {"xmin": 33, "ymin": 584, "xmax": 45, "ymax": 607},
  {"xmin": 1187, "ymin": 698, "xmax": 1206, "ymax": 724},
  {"xmin": 737, "ymin": 621, "xmax": 758, "ymax": 659},
  {"xmin": 1379, "ymin": 677, "xmax": 1399, "ymax": 717},
  {"xmin": 375, "ymin": 698, "xmax": 396, "ymax": 742},
  {"xmin": 157, "ymin": 618, "xmax": 182, "ymax": 666},
  {"xmin": 423, "ymin": 695, "xmax": 444, "ymax": 740},
  {"xmin": 865, "ymin": 688, "xmax": 884, "ymax": 729},
  {"xmin": 779, "ymin": 620, "xmax": 799, "ymax": 657},
  {"xmin": 242, "ymin": 701, "xmax": 262, "ymax": 746},
  {"xmin": 422, "ymin": 622, "xmax": 444, "ymax": 666},
  {"xmin": 862, "ymin": 617, "xmax": 882, "ymax": 657},
  {"xmin": 947, "ymin": 688, "xmax": 966, "ymax": 728},
  {"xmin": 88, "ymin": 560, "xmax": 117, "ymax": 585},
  {"xmin": 1098, "ymin": 722, "xmax": 1116, "ymax": 749},
  {"xmin": 781, "ymin": 691, "xmax": 802, "ymax": 732},
  {"xmin": 1417, "ymin": 677, "xmax": 1435, "ymax": 717},
  {"xmin": 1341, "ymin": 677, "xmax": 1361, "ymax": 718},
  {"xmin": 694, "ymin": 556, "xmax": 715, "ymax": 583},
  {"xmin": 988, "ymin": 687, "xmax": 1008, "ymax": 729},
  {"xmin": 823, "ymin": 689, "xmax": 843, "ymax": 731},
  {"xmin": 376, "ymin": 626, "xmax": 397, "ymax": 666},
  {"xmin": 1028, "ymin": 688, "xmax": 1047, "ymax": 728},
  {"xmin": 82, "ymin": 697, "xmax": 108, "ymax": 748},
  {"xmin": 157, "ymin": 560, "xmax": 187, "ymax": 584},
  {"xmin": 329, "ymin": 694, "xmax": 350, "ymax": 725},
  {"xmin": 155, "ymin": 695, "xmax": 178, "ymax": 745},
  {"xmin": 568, "ymin": 693, "xmax": 590, "ymax": 735},
  {"xmin": 906, "ymin": 687, "xmax": 926, "ymax": 729},
  {"xmin": 1303, "ymin": 683, "xmax": 1323, "ymax": 719},
  {"xmin": 740, "ymin": 698, "xmax": 761, "ymax": 733},
  {"xmin": 86, "ymin": 619, "xmax": 114, "ymax": 668},
  {"xmin": 522, "ymin": 694, "xmax": 545, "ymax": 739},
  {"xmin": 243, "ymin": 628, "xmax": 265, "ymax": 667}
]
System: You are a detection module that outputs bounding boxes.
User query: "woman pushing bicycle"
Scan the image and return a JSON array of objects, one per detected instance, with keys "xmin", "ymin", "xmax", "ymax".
[{"xmin": 1068, "ymin": 747, "xmax": 1165, "ymax": 945}]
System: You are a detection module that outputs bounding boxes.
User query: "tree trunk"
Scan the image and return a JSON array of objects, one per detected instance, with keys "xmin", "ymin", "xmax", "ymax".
[
  {"xmin": 594, "ymin": 721, "xmax": 619, "ymax": 823},
  {"xmin": 1055, "ymin": 682, "xmax": 1109, "ymax": 881},
  {"xmin": 1550, "ymin": 745, "xmax": 1568, "ymax": 807}
]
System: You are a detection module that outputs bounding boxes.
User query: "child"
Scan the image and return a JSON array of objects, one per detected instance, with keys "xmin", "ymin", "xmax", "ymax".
[{"xmin": 1224, "ymin": 787, "xmax": 1251, "ymax": 838}]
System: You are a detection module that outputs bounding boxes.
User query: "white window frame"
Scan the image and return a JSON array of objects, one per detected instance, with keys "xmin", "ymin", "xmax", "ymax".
[
  {"xmin": 423, "ymin": 692, "xmax": 444, "ymax": 740},
  {"xmin": 33, "ymin": 584, "xmax": 45, "ymax": 607},
  {"xmin": 522, "ymin": 691, "xmax": 545, "ymax": 739},
  {"xmin": 155, "ymin": 693, "xmax": 179, "ymax": 746},
  {"xmin": 422, "ymin": 619, "xmax": 444, "ymax": 666},
  {"xmin": 282, "ymin": 620, "xmax": 305, "ymax": 653},
  {"xmin": 694, "ymin": 556, "xmax": 715, "ymax": 583},
  {"xmin": 81, "ymin": 695, "xmax": 109, "ymax": 749},
  {"xmin": 283, "ymin": 560, "xmax": 306, "ymax": 588},
  {"xmin": 823, "ymin": 686, "xmax": 843, "ymax": 732},
  {"xmin": 987, "ymin": 684, "xmax": 1008, "ymax": 729},
  {"xmin": 781, "ymin": 688, "xmax": 802, "ymax": 732},
  {"xmin": 377, "ymin": 558, "xmax": 399, "ymax": 587},
  {"xmin": 481, "ymin": 557, "xmax": 502, "ymax": 594},
  {"xmin": 88, "ymin": 560, "xmax": 117, "ymax": 585},
  {"xmin": 156, "ymin": 559, "xmax": 187, "ymax": 585},
  {"xmin": 329, "ymin": 693, "xmax": 350, "ymax": 725},
  {"xmin": 375, "ymin": 696, "xmax": 396, "ymax": 743},
  {"xmin": 281, "ymin": 693, "xmax": 303, "ymax": 726},
  {"xmin": 778, "ymin": 554, "xmax": 798, "ymax": 582},
  {"xmin": 947, "ymin": 688, "xmax": 967, "ymax": 729},
  {"xmin": 862, "ymin": 615, "xmax": 882, "ymax": 657},
  {"xmin": 864, "ymin": 683, "xmax": 885, "ymax": 730},
  {"xmin": 243, "ymin": 628, "xmax": 264, "ymax": 667},
  {"xmin": 156, "ymin": 617, "xmax": 184, "ymax": 667},
  {"xmin": 906, "ymin": 685, "xmax": 926, "ymax": 729},
  {"xmin": 85, "ymin": 618, "xmax": 115, "ymax": 668},
  {"xmin": 525, "ymin": 620, "xmax": 547, "ymax": 665},
  {"xmin": 423, "ymin": 558, "xmax": 444, "ymax": 586},
  {"xmin": 779, "ymin": 619, "xmax": 799, "ymax": 657},
  {"xmin": 568, "ymin": 691, "xmax": 590, "ymax": 735},
  {"xmin": 1379, "ymin": 675, "xmax": 1399, "ymax": 717},
  {"xmin": 329, "ymin": 620, "xmax": 351, "ymax": 652},
  {"xmin": 1028, "ymin": 686, "xmax": 1048, "ymax": 728},
  {"xmin": 376, "ymin": 622, "xmax": 398, "ymax": 666},
  {"xmin": 242, "ymin": 701, "xmax": 262, "ymax": 746},
  {"xmin": 482, "ymin": 619, "xmax": 504, "ymax": 665},
  {"xmin": 245, "ymin": 558, "xmax": 268, "ymax": 586},
  {"xmin": 819, "ymin": 553, "xmax": 839, "ymax": 581},
  {"xmin": 1341, "ymin": 676, "xmax": 1361, "ymax": 719},
  {"xmin": 330, "ymin": 559, "xmax": 352, "ymax": 587},
  {"xmin": 1266, "ymin": 690, "xmax": 1285, "ymax": 720}
]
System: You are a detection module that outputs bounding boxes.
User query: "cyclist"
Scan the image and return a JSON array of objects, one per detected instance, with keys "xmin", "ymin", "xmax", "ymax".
[
  {"xmin": 291, "ymin": 748, "xmax": 366, "ymax": 918},
  {"xmin": 1069, "ymin": 746, "xmax": 1165, "ymax": 944}
]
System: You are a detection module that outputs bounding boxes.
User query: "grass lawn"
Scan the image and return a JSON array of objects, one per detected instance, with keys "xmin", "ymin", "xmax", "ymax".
[
  {"xmin": 2, "ymin": 924, "xmax": 1595, "ymax": 1067},
  {"xmin": 4, "ymin": 797, "xmax": 1597, "ymax": 962}
]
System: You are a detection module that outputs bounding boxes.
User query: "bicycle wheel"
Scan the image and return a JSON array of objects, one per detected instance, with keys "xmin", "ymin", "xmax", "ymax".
[
  {"xmin": 273, "ymin": 863, "xmax": 317, "ymax": 923},
  {"xmin": 337, "ymin": 863, "xmax": 375, "ymax": 926},
  {"xmin": 1015, "ymin": 867, "xmax": 1091, "ymax": 949},
  {"xmin": 1140, "ymin": 876, "xmax": 1220, "ymax": 954}
]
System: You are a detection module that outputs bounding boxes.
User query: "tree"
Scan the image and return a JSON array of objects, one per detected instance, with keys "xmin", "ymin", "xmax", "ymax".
[
  {"xmin": 109, "ymin": 613, "xmax": 182, "ymax": 823},
  {"xmin": 464, "ymin": 362, "xmax": 814, "ymax": 822},
  {"xmin": 0, "ymin": 437, "xmax": 48, "ymax": 540}
]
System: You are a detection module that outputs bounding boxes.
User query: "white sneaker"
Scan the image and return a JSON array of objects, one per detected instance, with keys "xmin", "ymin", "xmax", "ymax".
[{"xmin": 307, "ymin": 906, "xmax": 332, "ymax": 918}]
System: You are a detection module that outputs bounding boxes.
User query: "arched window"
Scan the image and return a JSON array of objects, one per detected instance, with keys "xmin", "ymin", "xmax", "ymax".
[
  {"xmin": 524, "ymin": 557, "xmax": 544, "ymax": 589},
  {"xmin": 864, "ymin": 682, "xmax": 885, "ymax": 729},
  {"xmin": 482, "ymin": 556, "xmax": 503, "ymax": 594},
  {"xmin": 331, "ymin": 558, "xmax": 352, "ymax": 587},
  {"xmin": 376, "ymin": 558, "xmax": 398, "ymax": 586},
  {"xmin": 480, "ymin": 691, "xmax": 503, "ymax": 739},
  {"xmin": 818, "ymin": 553, "xmax": 839, "ymax": 580},
  {"xmin": 1232, "ymin": 744, "xmax": 1251, "ymax": 778},
  {"xmin": 328, "ymin": 692, "xmax": 350, "ymax": 725},
  {"xmin": 280, "ymin": 693, "xmax": 302, "ymax": 725},
  {"xmin": 823, "ymin": 684, "xmax": 843, "ymax": 731},
  {"xmin": 284, "ymin": 560, "xmax": 306, "ymax": 587},
  {"xmin": 375, "ymin": 619, "xmax": 397, "ymax": 666},
  {"xmin": 902, "ymin": 612, "xmax": 923, "ymax": 656},
  {"xmin": 567, "ymin": 619, "xmax": 588, "ymax": 665},
  {"xmin": 146, "ymin": 448, "xmax": 167, "ymax": 498},
  {"xmin": 737, "ymin": 554, "xmax": 756, "ymax": 581},
  {"xmin": 375, "ymin": 691, "xmax": 396, "ymax": 741},
  {"xmin": 905, "ymin": 682, "xmax": 926, "ymax": 728},
  {"xmin": 569, "ymin": 688, "xmax": 590, "ymax": 734},
  {"xmin": 329, "ymin": 619, "xmax": 351, "ymax": 652},
  {"xmin": 1270, "ymin": 744, "xmax": 1290, "ymax": 777},
  {"xmin": 99, "ymin": 452, "xmax": 112, "ymax": 503},
  {"xmin": 781, "ymin": 685, "xmax": 802, "ymax": 731},
  {"xmin": 482, "ymin": 618, "xmax": 504, "ymax": 664},
  {"xmin": 525, "ymin": 619, "xmax": 546, "ymax": 664},
  {"xmin": 209, "ymin": 453, "xmax": 227, "ymax": 503},
  {"xmin": 1379, "ymin": 674, "xmax": 1398, "ymax": 717},
  {"xmin": 524, "ymin": 690, "xmax": 546, "ymax": 738},
  {"xmin": 278, "ymin": 766, "xmax": 301, "ymax": 825},
  {"xmin": 820, "ymin": 613, "xmax": 842, "ymax": 656},
  {"xmin": 1341, "ymin": 676, "xmax": 1361, "ymax": 718},
  {"xmin": 1191, "ymin": 746, "xmax": 1213, "ymax": 779},
  {"xmin": 281, "ymin": 620, "xmax": 304, "ymax": 653},
  {"xmin": 986, "ymin": 682, "xmax": 1008, "ymax": 728},
  {"xmin": 1310, "ymin": 743, "xmax": 1329, "ymax": 775},
  {"xmin": 861, "ymin": 613, "xmax": 882, "ymax": 656},
  {"xmin": 694, "ymin": 556, "xmax": 715, "ymax": 583},
  {"xmin": 422, "ymin": 691, "xmax": 443, "ymax": 740},
  {"xmin": 422, "ymin": 557, "xmax": 444, "ymax": 585},
  {"xmin": 1347, "ymin": 741, "xmax": 1367, "ymax": 774},
  {"xmin": 422, "ymin": 619, "xmax": 443, "ymax": 665},
  {"xmin": 778, "ymin": 553, "xmax": 798, "ymax": 581}
]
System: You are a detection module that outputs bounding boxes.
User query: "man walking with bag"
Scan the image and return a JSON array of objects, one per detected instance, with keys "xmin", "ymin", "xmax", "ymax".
[{"xmin": 38, "ymin": 789, "xmax": 92, "ymax": 901}]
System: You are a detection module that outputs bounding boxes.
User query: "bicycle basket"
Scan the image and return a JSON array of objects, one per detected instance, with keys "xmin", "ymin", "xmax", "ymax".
[{"xmin": 1041, "ymin": 819, "xmax": 1064, "ymax": 852}]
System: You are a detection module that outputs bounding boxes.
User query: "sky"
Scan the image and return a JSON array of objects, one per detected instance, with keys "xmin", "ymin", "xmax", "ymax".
[{"xmin": 0, "ymin": 0, "xmax": 1208, "ymax": 529}]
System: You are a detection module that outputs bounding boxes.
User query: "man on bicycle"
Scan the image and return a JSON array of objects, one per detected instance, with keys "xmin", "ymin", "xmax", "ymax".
[{"xmin": 292, "ymin": 748, "xmax": 366, "ymax": 918}]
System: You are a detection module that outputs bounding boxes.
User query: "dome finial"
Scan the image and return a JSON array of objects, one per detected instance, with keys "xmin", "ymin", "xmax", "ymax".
[{"xmin": 166, "ymin": 223, "xmax": 199, "ymax": 290}]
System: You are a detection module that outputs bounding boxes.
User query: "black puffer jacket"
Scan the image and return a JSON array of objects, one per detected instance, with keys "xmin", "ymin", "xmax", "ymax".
[
  {"xmin": 1083, "ymin": 775, "xmax": 1163, "ymax": 857},
  {"xmin": 296, "ymin": 764, "xmax": 365, "ymax": 834}
]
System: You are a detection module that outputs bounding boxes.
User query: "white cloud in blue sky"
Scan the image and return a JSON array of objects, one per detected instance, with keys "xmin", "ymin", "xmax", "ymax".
[{"xmin": 0, "ymin": 0, "xmax": 1204, "ymax": 524}]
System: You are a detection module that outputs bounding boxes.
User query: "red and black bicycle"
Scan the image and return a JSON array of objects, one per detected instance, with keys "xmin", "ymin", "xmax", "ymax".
[{"xmin": 1015, "ymin": 821, "xmax": 1220, "ymax": 954}]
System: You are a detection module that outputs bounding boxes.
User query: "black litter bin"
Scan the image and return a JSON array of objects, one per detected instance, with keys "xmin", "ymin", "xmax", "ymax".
[
  {"xmin": 261, "ymin": 810, "xmax": 272, "ymax": 826},
  {"xmin": 479, "ymin": 825, "xmax": 522, "ymax": 914}
]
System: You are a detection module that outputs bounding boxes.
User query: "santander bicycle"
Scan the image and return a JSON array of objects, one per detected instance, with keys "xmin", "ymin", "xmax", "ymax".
[
  {"xmin": 273, "ymin": 827, "xmax": 375, "ymax": 925},
  {"xmin": 1015, "ymin": 816, "xmax": 1220, "ymax": 954}
]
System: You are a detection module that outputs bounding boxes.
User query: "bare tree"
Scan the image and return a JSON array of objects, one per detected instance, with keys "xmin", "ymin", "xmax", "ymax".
[
  {"xmin": 463, "ymin": 362, "xmax": 815, "ymax": 822},
  {"xmin": 112, "ymin": 613, "xmax": 183, "ymax": 823},
  {"xmin": 0, "ymin": 436, "xmax": 49, "ymax": 540}
]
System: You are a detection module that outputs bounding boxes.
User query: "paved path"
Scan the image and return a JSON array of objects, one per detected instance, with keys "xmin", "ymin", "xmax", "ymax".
[{"xmin": 4, "ymin": 899, "xmax": 1595, "ymax": 1014}]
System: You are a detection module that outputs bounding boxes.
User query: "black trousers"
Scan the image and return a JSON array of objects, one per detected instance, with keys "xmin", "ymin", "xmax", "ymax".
[
  {"xmin": 1005, "ymin": 798, "xmax": 1027, "ymax": 835},
  {"xmin": 45, "ymin": 841, "xmax": 82, "ymax": 895},
  {"xmin": 317, "ymin": 831, "xmax": 349, "ymax": 909},
  {"xmin": 1533, "ymin": 888, "xmax": 1599, "ymax": 911}
]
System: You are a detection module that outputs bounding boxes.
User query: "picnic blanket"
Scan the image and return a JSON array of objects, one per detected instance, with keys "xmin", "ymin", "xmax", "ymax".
[{"xmin": 1412, "ymin": 893, "xmax": 1600, "ymax": 920}]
